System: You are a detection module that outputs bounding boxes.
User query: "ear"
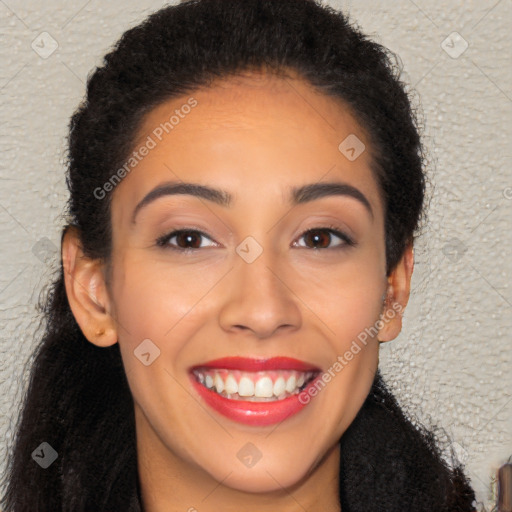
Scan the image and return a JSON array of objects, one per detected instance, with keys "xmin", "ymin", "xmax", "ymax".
[
  {"xmin": 377, "ymin": 242, "xmax": 414, "ymax": 343},
  {"xmin": 61, "ymin": 225, "xmax": 118, "ymax": 347}
]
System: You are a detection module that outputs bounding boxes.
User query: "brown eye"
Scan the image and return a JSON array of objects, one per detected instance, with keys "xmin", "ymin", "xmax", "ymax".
[
  {"xmin": 156, "ymin": 229, "xmax": 217, "ymax": 251},
  {"xmin": 175, "ymin": 231, "xmax": 203, "ymax": 249},
  {"xmin": 303, "ymin": 229, "xmax": 331, "ymax": 249},
  {"xmin": 156, "ymin": 225, "xmax": 355, "ymax": 253},
  {"xmin": 295, "ymin": 227, "xmax": 354, "ymax": 250}
]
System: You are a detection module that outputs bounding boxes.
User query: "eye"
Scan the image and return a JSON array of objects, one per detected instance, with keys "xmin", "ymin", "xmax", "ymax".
[
  {"xmin": 156, "ymin": 228, "xmax": 217, "ymax": 251},
  {"xmin": 156, "ymin": 225, "xmax": 356, "ymax": 252},
  {"xmin": 293, "ymin": 225, "xmax": 355, "ymax": 250}
]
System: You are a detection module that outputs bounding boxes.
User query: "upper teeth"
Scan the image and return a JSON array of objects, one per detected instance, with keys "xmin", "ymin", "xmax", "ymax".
[{"xmin": 194, "ymin": 369, "xmax": 315, "ymax": 401}]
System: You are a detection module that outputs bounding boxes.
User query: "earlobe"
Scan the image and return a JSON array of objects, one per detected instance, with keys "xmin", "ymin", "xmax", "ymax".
[
  {"xmin": 61, "ymin": 225, "xmax": 118, "ymax": 347},
  {"xmin": 377, "ymin": 243, "xmax": 414, "ymax": 343}
]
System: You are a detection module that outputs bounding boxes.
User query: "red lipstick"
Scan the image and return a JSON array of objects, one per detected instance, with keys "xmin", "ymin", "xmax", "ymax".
[
  {"xmin": 195, "ymin": 356, "xmax": 319, "ymax": 372},
  {"xmin": 189, "ymin": 357, "xmax": 321, "ymax": 427}
]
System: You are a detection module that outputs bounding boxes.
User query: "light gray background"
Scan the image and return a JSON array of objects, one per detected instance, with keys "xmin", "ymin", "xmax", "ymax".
[{"xmin": 0, "ymin": 0, "xmax": 510, "ymax": 509}]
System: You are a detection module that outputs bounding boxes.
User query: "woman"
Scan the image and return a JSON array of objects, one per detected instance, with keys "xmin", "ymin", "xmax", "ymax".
[{"xmin": 1, "ymin": 0, "xmax": 477, "ymax": 510}]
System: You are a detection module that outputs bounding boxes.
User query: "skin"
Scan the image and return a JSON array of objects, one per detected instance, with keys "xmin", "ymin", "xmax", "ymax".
[{"xmin": 62, "ymin": 70, "xmax": 414, "ymax": 512}]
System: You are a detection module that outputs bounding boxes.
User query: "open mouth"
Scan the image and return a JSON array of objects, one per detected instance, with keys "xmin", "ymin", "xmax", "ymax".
[
  {"xmin": 189, "ymin": 357, "xmax": 322, "ymax": 426},
  {"xmin": 192, "ymin": 368, "xmax": 319, "ymax": 402}
]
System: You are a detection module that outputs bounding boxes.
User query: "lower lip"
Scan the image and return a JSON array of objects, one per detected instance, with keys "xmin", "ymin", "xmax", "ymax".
[{"xmin": 190, "ymin": 374, "xmax": 319, "ymax": 426}]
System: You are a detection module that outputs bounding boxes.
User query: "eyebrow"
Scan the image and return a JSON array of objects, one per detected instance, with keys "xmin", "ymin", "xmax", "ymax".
[{"xmin": 131, "ymin": 180, "xmax": 373, "ymax": 224}]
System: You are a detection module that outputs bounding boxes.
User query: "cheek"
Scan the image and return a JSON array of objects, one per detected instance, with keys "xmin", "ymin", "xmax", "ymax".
[
  {"xmin": 110, "ymin": 251, "xmax": 206, "ymax": 336},
  {"xmin": 108, "ymin": 253, "xmax": 212, "ymax": 440},
  {"xmin": 108, "ymin": 251, "xmax": 227, "ymax": 377},
  {"xmin": 290, "ymin": 250, "xmax": 385, "ymax": 411},
  {"xmin": 294, "ymin": 254, "xmax": 386, "ymax": 345},
  {"xmin": 108, "ymin": 254, "xmax": 180, "ymax": 374},
  {"xmin": 295, "ymin": 266, "xmax": 384, "ymax": 451},
  {"xmin": 110, "ymin": 241, "xmax": 386, "ymax": 373}
]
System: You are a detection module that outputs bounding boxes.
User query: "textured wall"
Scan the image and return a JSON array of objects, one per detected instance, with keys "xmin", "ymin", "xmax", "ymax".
[{"xmin": 0, "ymin": 0, "xmax": 510, "ymax": 508}]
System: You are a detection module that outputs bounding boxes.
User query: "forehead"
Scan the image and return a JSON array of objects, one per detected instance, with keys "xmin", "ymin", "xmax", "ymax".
[{"xmin": 111, "ymin": 70, "xmax": 383, "ymax": 224}]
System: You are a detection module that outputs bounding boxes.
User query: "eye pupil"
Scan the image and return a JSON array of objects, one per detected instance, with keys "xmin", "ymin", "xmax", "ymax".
[
  {"xmin": 177, "ymin": 231, "xmax": 201, "ymax": 248},
  {"xmin": 305, "ymin": 229, "xmax": 330, "ymax": 249}
]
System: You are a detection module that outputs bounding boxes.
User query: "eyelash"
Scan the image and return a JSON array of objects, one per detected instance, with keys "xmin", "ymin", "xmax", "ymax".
[{"xmin": 155, "ymin": 224, "xmax": 356, "ymax": 253}]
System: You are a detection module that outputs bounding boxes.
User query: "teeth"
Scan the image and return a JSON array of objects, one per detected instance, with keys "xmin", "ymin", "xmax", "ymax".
[
  {"xmin": 214, "ymin": 373, "xmax": 224, "ymax": 394},
  {"xmin": 273, "ymin": 377, "xmax": 286, "ymax": 397},
  {"xmin": 254, "ymin": 377, "xmax": 274, "ymax": 398},
  {"xmin": 238, "ymin": 376, "xmax": 255, "ymax": 397},
  {"xmin": 225, "ymin": 374, "xmax": 238, "ymax": 394},
  {"xmin": 285, "ymin": 375, "xmax": 297, "ymax": 393},
  {"xmin": 194, "ymin": 369, "xmax": 317, "ymax": 401}
]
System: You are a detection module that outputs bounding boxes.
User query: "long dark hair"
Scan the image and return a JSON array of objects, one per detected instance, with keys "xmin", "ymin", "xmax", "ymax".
[{"xmin": 1, "ymin": 0, "xmax": 477, "ymax": 510}]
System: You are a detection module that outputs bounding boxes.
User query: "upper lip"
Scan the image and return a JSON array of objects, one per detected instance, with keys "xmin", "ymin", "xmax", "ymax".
[{"xmin": 190, "ymin": 356, "xmax": 321, "ymax": 373}]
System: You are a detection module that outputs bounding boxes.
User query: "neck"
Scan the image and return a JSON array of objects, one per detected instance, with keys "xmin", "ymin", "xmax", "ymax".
[{"xmin": 135, "ymin": 406, "xmax": 341, "ymax": 512}]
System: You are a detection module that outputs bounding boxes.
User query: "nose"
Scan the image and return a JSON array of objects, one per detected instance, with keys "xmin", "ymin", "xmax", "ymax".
[{"xmin": 218, "ymin": 244, "xmax": 302, "ymax": 339}]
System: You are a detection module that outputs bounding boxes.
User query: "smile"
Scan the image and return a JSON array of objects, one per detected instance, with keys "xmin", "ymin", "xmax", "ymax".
[
  {"xmin": 189, "ymin": 357, "xmax": 321, "ymax": 426},
  {"xmin": 192, "ymin": 368, "xmax": 317, "ymax": 401}
]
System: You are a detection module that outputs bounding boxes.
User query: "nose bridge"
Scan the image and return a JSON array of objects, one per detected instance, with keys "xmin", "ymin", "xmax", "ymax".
[
  {"xmin": 218, "ymin": 233, "xmax": 302, "ymax": 337},
  {"xmin": 232, "ymin": 231, "xmax": 287, "ymax": 300}
]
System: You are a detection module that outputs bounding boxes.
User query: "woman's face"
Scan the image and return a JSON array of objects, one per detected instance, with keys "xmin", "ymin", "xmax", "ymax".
[{"xmin": 102, "ymin": 72, "xmax": 394, "ymax": 495}]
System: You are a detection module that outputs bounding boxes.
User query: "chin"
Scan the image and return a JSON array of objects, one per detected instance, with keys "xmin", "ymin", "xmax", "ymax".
[
  {"xmin": 221, "ymin": 465, "xmax": 310, "ymax": 494},
  {"xmin": 200, "ymin": 447, "xmax": 318, "ymax": 495}
]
